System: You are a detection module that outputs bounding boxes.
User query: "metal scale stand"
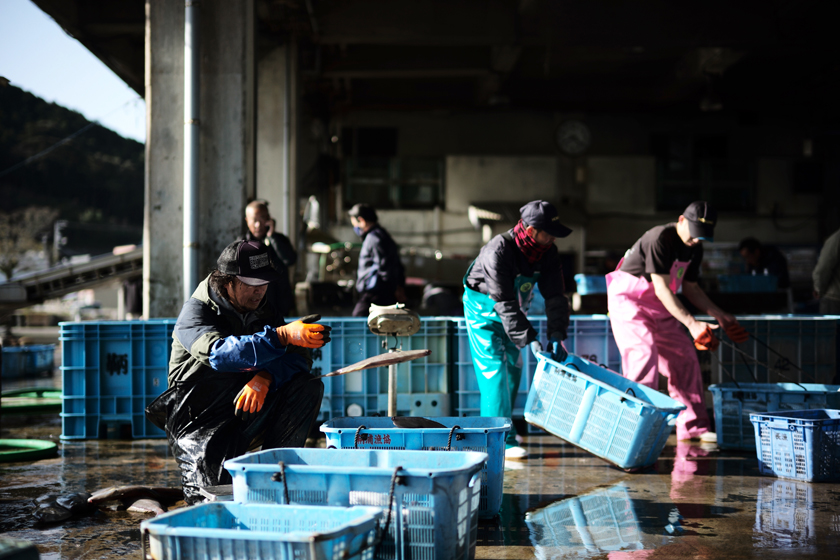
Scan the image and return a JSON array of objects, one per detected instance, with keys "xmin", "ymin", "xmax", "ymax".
[{"xmin": 366, "ymin": 303, "xmax": 422, "ymax": 417}]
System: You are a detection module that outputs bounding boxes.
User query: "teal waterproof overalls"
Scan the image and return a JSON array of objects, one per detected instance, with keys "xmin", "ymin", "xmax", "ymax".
[{"xmin": 463, "ymin": 262, "xmax": 539, "ymax": 447}]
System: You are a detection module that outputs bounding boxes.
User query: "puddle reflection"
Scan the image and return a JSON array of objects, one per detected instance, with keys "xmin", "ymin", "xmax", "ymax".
[
  {"xmin": 753, "ymin": 479, "xmax": 817, "ymax": 550},
  {"xmin": 525, "ymin": 482, "xmax": 671, "ymax": 558}
]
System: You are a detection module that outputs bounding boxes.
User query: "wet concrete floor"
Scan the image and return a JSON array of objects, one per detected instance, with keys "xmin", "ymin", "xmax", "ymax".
[{"xmin": 2, "ymin": 400, "xmax": 839, "ymax": 558}]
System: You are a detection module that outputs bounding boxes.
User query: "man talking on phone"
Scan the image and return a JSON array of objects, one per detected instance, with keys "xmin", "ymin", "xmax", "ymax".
[{"xmin": 244, "ymin": 199, "xmax": 298, "ymax": 316}]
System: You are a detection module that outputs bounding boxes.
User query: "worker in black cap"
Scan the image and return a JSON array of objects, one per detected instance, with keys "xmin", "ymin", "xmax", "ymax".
[
  {"xmin": 463, "ymin": 200, "xmax": 573, "ymax": 459},
  {"xmin": 348, "ymin": 203, "xmax": 406, "ymax": 317},
  {"xmin": 146, "ymin": 239, "xmax": 331, "ymax": 504},
  {"xmin": 606, "ymin": 201, "xmax": 748, "ymax": 444}
]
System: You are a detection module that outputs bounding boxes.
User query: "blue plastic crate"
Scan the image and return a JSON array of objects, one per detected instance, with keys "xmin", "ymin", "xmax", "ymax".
[
  {"xmin": 525, "ymin": 482, "xmax": 644, "ymax": 555},
  {"xmin": 224, "ymin": 448, "xmax": 486, "ymax": 560},
  {"xmin": 454, "ymin": 315, "xmax": 622, "ymax": 419},
  {"xmin": 59, "ymin": 320, "xmax": 176, "ymax": 440},
  {"xmin": 320, "ymin": 416, "xmax": 510, "ymax": 518},
  {"xmin": 717, "ymin": 274, "xmax": 778, "ymax": 293},
  {"xmin": 709, "ymin": 383, "xmax": 840, "ymax": 450},
  {"xmin": 2, "ymin": 347, "xmax": 27, "ymax": 379},
  {"xmin": 2, "ymin": 345, "xmax": 54, "ymax": 379},
  {"xmin": 311, "ymin": 317, "xmax": 454, "ymax": 419},
  {"xmin": 750, "ymin": 409, "xmax": 840, "ymax": 482},
  {"xmin": 24, "ymin": 344, "xmax": 55, "ymax": 375},
  {"xmin": 574, "ymin": 274, "xmax": 608, "ymax": 295},
  {"xmin": 141, "ymin": 503, "xmax": 383, "ymax": 560},
  {"xmin": 706, "ymin": 315, "xmax": 839, "ymax": 386},
  {"xmin": 524, "ymin": 353, "xmax": 685, "ymax": 469}
]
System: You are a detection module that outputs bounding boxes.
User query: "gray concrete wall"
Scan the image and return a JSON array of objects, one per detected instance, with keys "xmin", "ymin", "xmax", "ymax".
[
  {"xmin": 256, "ymin": 44, "xmax": 297, "ymax": 240},
  {"xmin": 144, "ymin": 0, "xmax": 255, "ymax": 318}
]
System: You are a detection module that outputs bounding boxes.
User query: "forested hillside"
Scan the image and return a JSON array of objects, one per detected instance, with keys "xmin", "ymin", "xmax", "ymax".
[{"xmin": 0, "ymin": 83, "xmax": 143, "ymax": 227}]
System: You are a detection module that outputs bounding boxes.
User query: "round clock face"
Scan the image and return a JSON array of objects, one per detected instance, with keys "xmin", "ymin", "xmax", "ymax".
[{"xmin": 555, "ymin": 120, "xmax": 591, "ymax": 155}]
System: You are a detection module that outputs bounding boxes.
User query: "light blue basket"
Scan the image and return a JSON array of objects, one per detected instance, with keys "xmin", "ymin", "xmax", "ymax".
[
  {"xmin": 141, "ymin": 503, "xmax": 383, "ymax": 560},
  {"xmin": 524, "ymin": 353, "xmax": 685, "ymax": 470},
  {"xmin": 320, "ymin": 416, "xmax": 510, "ymax": 518},
  {"xmin": 224, "ymin": 448, "xmax": 486, "ymax": 560},
  {"xmin": 750, "ymin": 409, "xmax": 840, "ymax": 482},
  {"xmin": 709, "ymin": 383, "xmax": 840, "ymax": 450}
]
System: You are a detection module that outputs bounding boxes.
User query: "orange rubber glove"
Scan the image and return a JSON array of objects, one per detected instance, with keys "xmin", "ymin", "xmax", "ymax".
[
  {"xmin": 693, "ymin": 325, "xmax": 720, "ymax": 352},
  {"xmin": 724, "ymin": 322, "xmax": 749, "ymax": 344},
  {"xmin": 275, "ymin": 314, "xmax": 331, "ymax": 348},
  {"xmin": 234, "ymin": 372, "xmax": 271, "ymax": 421}
]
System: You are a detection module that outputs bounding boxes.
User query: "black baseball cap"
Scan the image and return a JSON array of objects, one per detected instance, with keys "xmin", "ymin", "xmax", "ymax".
[
  {"xmin": 519, "ymin": 200, "xmax": 573, "ymax": 238},
  {"xmin": 683, "ymin": 201, "xmax": 718, "ymax": 241},
  {"xmin": 217, "ymin": 240, "xmax": 281, "ymax": 286},
  {"xmin": 348, "ymin": 203, "xmax": 378, "ymax": 222}
]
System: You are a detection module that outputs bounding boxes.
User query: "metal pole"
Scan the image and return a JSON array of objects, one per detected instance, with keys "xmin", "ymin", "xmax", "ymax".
[
  {"xmin": 281, "ymin": 42, "xmax": 291, "ymax": 235},
  {"xmin": 183, "ymin": 0, "xmax": 201, "ymax": 303},
  {"xmin": 388, "ymin": 353, "xmax": 397, "ymax": 417}
]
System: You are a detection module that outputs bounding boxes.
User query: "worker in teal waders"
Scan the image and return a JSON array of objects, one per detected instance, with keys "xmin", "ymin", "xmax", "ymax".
[{"xmin": 463, "ymin": 200, "xmax": 573, "ymax": 459}]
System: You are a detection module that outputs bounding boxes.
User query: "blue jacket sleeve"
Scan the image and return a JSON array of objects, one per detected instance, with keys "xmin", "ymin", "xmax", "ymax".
[{"xmin": 209, "ymin": 325, "xmax": 312, "ymax": 389}]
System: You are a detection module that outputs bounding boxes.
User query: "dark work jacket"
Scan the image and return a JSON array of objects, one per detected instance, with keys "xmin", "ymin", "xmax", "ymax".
[
  {"xmin": 168, "ymin": 275, "xmax": 311, "ymax": 387},
  {"xmin": 356, "ymin": 224, "xmax": 405, "ymax": 297},
  {"xmin": 465, "ymin": 231, "xmax": 570, "ymax": 349}
]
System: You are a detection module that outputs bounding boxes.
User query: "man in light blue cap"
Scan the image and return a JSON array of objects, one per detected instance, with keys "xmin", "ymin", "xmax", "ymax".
[{"xmin": 462, "ymin": 200, "xmax": 572, "ymax": 459}]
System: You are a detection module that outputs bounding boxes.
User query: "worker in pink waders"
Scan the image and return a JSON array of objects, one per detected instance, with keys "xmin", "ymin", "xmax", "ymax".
[{"xmin": 606, "ymin": 201, "xmax": 749, "ymax": 443}]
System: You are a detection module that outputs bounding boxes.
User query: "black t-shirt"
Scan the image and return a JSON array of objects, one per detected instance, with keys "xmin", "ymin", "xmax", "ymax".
[{"xmin": 619, "ymin": 223, "xmax": 703, "ymax": 283}]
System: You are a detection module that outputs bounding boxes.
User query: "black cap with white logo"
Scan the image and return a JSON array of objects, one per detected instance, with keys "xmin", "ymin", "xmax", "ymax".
[
  {"xmin": 683, "ymin": 201, "xmax": 718, "ymax": 241},
  {"xmin": 519, "ymin": 200, "xmax": 573, "ymax": 238},
  {"xmin": 217, "ymin": 240, "xmax": 281, "ymax": 286}
]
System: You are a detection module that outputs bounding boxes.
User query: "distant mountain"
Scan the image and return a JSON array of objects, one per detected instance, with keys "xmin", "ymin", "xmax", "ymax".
[{"xmin": 0, "ymin": 83, "xmax": 144, "ymax": 229}]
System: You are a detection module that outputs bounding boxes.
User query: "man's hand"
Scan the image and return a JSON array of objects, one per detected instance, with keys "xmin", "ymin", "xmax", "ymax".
[
  {"xmin": 693, "ymin": 324, "xmax": 720, "ymax": 352},
  {"xmin": 276, "ymin": 314, "xmax": 332, "ymax": 348},
  {"xmin": 548, "ymin": 332, "xmax": 568, "ymax": 363},
  {"xmin": 713, "ymin": 312, "xmax": 749, "ymax": 344},
  {"xmin": 530, "ymin": 340, "xmax": 543, "ymax": 357},
  {"xmin": 234, "ymin": 372, "xmax": 271, "ymax": 421},
  {"xmin": 266, "ymin": 218, "xmax": 276, "ymax": 237}
]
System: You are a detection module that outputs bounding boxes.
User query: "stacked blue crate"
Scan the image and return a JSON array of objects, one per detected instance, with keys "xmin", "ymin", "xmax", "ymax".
[{"xmin": 59, "ymin": 320, "xmax": 176, "ymax": 439}]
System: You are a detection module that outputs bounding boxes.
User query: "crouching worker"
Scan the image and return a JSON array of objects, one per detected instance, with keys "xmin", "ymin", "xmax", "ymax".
[{"xmin": 146, "ymin": 240, "xmax": 330, "ymax": 504}]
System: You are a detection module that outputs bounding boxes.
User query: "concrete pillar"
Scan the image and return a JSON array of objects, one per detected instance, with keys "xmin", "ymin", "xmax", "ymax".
[
  {"xmin": 256, "ymin": 43, "xmax": 297, "ymax": 242},
  {"xmin": 144, "ymin": 0, "xmax": 255, "ymax": 318}
]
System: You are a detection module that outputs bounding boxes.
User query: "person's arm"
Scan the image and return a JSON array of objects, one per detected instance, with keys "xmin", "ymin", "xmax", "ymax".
[
  {"xmin": 813, "ymin": 233, "xmax": 840, "ymax": 297},
  {"xmin": 650, "ymin": 274, "xmax": 721, "ymax": 340}
]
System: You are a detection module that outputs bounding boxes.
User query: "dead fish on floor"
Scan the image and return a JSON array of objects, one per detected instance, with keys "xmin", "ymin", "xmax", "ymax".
[
  {"xmin": 88, "ymin": 485, "xmax": 183, "ymax": 505},
  {"xmin": 391, "ymin": 416, "xmax": 446, "ymax": 429},
  {"xmin": 32, "ymin": 492, "xmax": 95, "ymax": 524},
  {"xmin": 125, "ymin": 498, "xmax": 165, "ymax": 515}
]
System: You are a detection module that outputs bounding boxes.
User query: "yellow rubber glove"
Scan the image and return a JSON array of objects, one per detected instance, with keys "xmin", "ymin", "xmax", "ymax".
[
  {"xmin": 234, "ymin": 372, "xmax": 271, "ymax": 421},
  {"xmin": 275, "ymin": 314, "xmax": 331, "ymax": 349}
]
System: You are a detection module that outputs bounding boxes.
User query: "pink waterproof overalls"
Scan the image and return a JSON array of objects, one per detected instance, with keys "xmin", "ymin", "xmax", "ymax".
[{"xmin": 606, "ymin": 260, "xmax": 711, "ymax": 441}]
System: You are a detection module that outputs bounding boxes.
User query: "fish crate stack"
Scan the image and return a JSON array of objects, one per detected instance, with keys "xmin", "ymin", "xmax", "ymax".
[
  {"xmin": 320, "ymin": 416, "xmax": 510, "ymax": 518},
  {"xmin": 59, "ymin": 320, "xmax": 176, "ymax": 440},
  {"xmin": 224, "ymin": 447, "xmax": 486, "ymax": 560}
]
